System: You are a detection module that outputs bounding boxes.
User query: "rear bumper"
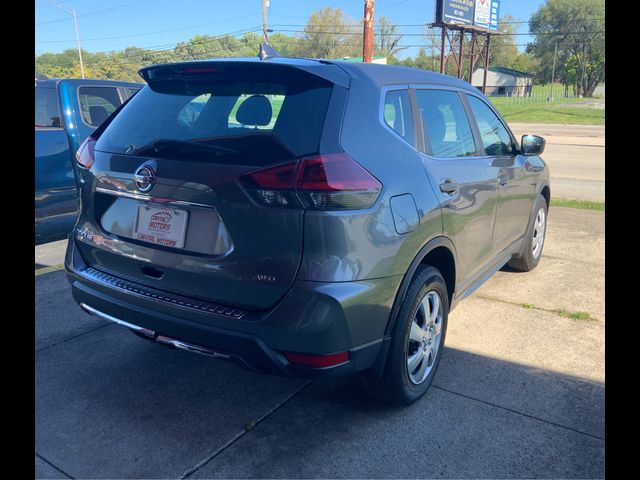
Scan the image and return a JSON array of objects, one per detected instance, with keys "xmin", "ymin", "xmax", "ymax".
[{"xmin": 65, "ymin": 237, "xmax": 400, "ymax": 379}]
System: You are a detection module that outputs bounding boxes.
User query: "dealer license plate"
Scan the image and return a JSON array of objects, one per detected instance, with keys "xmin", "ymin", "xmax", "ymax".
[{"xmin": 134, "ymin": 205, "xmax": 189, "ymax": 249}]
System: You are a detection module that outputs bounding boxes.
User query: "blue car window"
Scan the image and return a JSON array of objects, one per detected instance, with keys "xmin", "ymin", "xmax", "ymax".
[
  {"xmin": 78, "ymin": 86, "xmax": 122, "ymax": 127},
  {"xmin": 35, "ymin": 87, "xmax": 61, "ymax": 128},
  {"xmin": 415, "ymin": 90, "xmax": 476, "ymax": 158},
  {"xmin": 383, "ymin": 89, "xmax": 415, "ymax": 148},
  {"xmin": 466, "ymin": 95, "xmax": 514, "ymax": 156}
]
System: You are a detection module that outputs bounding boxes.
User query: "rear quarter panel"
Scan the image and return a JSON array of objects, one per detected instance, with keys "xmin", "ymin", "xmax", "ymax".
[{"xmin": 298, "ymin": 75, "xmax": 443, "ymax": 283}]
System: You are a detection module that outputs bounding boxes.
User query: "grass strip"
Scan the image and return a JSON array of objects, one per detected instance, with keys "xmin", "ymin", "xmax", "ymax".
[
  {"xmin": 35, "ymin": 264, "xmax": 64, "ymax": 276},
  {"xmin": 550, "ymin": 198, "xmax": 604, "ymax": 211}
]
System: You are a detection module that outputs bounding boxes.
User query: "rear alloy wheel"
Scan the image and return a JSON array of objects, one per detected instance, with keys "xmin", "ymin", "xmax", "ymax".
[
  {"xmin": 508, "ymin": 194, "xmax": 548, "ymax": 272},
  {"xmin": 361, "ymin": 266, "xmax": 448, "ymax": 406},
  {"xmin": 407, "ymin": 291, "xmax": 444, "ymax": 385}
]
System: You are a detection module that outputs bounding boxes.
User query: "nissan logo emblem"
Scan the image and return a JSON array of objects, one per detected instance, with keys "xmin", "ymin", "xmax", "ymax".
[{"xmin": 134, "ymin": 165, "xmax": 156, "ymax": 193}]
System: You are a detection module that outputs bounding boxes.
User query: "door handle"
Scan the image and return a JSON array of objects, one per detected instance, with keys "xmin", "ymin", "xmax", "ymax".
[{"xmin": 439, "ymin": 178, "xmax": 459, "ymax": 195}]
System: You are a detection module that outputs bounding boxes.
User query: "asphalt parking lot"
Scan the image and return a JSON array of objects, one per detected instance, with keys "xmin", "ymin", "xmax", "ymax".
[{"xmin": 35, "ymin": 203, "xmax": 604, "ymax": 479}]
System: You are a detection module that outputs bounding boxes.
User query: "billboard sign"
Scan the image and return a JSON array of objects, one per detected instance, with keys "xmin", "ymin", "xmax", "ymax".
[
  {"xmin": 437, "ymin": 0, "xmax": 475, "ymax": 27},
  {"xmin": 435, "ymin": 0, "xmax": 500, "ymax": 31},
  {"xmin": 474, "ymin": 0, "xmax": 500, "ymax": 31}
]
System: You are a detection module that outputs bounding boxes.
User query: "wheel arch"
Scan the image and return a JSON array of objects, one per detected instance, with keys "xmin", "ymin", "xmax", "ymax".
[
  {"xmin": 370, "ymin": 236, "xmax": 457, "ymax": 377},
  {"xmin": 540, "ymin": 182, "xmax": 551, "ymax": 207}
]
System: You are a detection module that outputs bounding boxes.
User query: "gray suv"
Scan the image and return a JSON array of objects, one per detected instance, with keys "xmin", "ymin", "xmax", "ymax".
[{"xmin": 65, "ymin": 57, "xmax": 549, "ymax": 405}]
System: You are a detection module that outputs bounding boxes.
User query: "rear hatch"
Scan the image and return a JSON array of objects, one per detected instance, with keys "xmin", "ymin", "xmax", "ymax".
[{"xmin": 76, "ymin": 61, "xmax": 343, "ymax": 311}]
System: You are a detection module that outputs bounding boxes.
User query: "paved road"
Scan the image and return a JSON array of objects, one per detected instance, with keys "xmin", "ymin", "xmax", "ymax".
[
  {"xmin": 35, "ymin": 206, "xmax": 604, "ymax": 479},
  {"xmin": 509, "ymin": 123, "xmax": 605, "ymax": 203}
]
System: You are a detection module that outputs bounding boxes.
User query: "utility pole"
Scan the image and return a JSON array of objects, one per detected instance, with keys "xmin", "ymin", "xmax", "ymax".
[
  {"xmin": 48, "ymin": 0, "xmax": 84, "ymax": 79},
  {"xmin": 482, "ymin": 34, "xmax": 491, "ymax": 95},
  {"xmin": 456, "ymin": 30, "xmax": 464, "ymax": 78},
  {"xmin": 468, "ymin": 31, "xmax": 476, "ymax": 84},
  {"xmin": 549, "ymin": 41, "xmax": 557, "ymax": 101},
  {"xmin": 431, "ymin": 30, "xmax": 436, "ymax": 71},
  {"xmin": 262, "ymin": 0, "xmax": 270, "ymax": 44},
  {"xmin": 362, "ymin": 0, "xmax": 374, "ymax": 63},
  {"xmin": 439, "ymin": 27, "xmax": 446, "ymax": 74}
]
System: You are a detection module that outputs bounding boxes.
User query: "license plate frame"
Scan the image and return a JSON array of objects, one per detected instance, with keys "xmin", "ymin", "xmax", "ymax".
[{"xmin": 134, "ymin": 204, "xmax": 189, "ymax": 249}]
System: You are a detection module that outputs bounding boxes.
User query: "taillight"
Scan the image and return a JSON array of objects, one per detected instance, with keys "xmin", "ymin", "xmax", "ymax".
[
  {"xmin": 76, "ymin": 136, "xmax": 96, "ymax": 169},
  {"xmin": 239, "ymin": 153, "xmax": 382, "ymax": 211},
  {"xmin": 295, "ymin": 153, "xmax": 382, "ymax": 210},
  {"xmin": 238, "ymin": 161, "xmax": 300, "ymax": 208}
]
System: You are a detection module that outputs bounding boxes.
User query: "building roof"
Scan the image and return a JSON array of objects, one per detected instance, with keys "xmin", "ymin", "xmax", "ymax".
[
  {"xmin": 338, "ymin": 55, "xmax": 387, "ymax": 62},
  {"xmin": 477, "ymin": 66, "xmax": 533, "ymax": 78}
]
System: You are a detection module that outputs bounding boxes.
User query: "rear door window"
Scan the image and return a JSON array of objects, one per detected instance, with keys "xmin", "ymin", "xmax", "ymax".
[
  {"xmin": 383, "ymin": 89, "xmax": 415, "ymax": 148},
  {"xmin": 35, "ymin": 87, "xmax": 61, "ymax": 128},
  {"xmin": 78, "ymin": 86, "xmax": 123, "ymax": 127},
  {"xmin": 415, "ymin": 89, "xmax": 476, "ymax": 158},
  {"xmin": 96, "ymin": 65, "xmax": 334, "ymax": 166}
]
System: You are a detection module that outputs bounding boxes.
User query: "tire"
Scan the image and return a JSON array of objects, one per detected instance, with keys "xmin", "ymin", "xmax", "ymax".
[
  {"xmin": 361, "ymin": 265, "xmax": 448, "ymax": 406},
  {"xmin": 507, "ymin": 194, "xmax": 548, "ymax": 272}
]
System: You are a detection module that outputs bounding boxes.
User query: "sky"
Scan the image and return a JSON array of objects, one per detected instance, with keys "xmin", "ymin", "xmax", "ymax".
[{"xmin": 35, "ymin": 0, "xmax": 546, "ymax": 58}]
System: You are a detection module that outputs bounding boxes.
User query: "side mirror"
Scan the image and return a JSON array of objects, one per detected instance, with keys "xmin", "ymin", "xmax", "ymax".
[{"xmin": 521, "ymin": 134, "xmax": 546, "ymax": 156}]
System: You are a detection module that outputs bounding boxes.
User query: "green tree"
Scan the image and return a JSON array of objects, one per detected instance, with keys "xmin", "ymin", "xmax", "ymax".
[
  {"xmin": 375, "ymin": 15, "xmax": 406, "ymax": 60},
  {"xmin": 511, "ymin": 53, "xmax": 539, "ymax": 74},
  {"xmin": 268, "ymin": 32, "xmax": 303, "ymax": 57},
  {"xmin": 414, "ymin": 48, "xmax": 435, "ymax": 71},
  {"xmin": 527, "ymin": 0, "xmax": 604, "ymax": 96},
  {"xmin": 489, "ymin": 14, "xmax": 518, "ymax": 68},
  {"xmin": 298, "ymin": 7, "xmax": 361, "ymax": 59}
]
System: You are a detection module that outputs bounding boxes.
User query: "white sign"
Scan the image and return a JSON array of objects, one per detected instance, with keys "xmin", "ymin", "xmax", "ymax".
[
  {"xmin": 135, "ymin": 205, "xmax": 189, "ymax": 249},
  {"xmin": 474, "ymin": 0, "xmax": 491, "ymax": 26}
]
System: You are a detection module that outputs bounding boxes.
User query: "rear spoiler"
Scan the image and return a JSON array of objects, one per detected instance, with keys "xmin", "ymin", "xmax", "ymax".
[{"xmin": 139, "ymin": 59, "xmax": 350, "ymax": 89}]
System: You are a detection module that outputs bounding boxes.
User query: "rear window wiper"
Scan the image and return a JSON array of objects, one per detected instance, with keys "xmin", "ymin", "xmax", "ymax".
[{"xmin": 131, "ymin": 139, "xmax": 239, "ymax": 157}]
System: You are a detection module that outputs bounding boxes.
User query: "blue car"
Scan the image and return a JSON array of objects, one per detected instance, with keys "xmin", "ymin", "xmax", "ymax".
[{"xmin": 35, "ymin": 78, "xmax": 142, "ymax": 244}]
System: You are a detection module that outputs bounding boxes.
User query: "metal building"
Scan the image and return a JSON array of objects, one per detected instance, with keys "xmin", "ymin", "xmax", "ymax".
[{"xmin": 472, "ymin": 66, "xmax": 533, "ymax": 96}]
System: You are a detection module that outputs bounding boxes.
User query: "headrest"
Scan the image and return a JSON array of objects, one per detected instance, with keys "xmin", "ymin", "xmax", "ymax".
[
  {"xmin": 89, "ymin": 105, "xmax": 109, "ymax": 126},
  {"xmin": 235, "ymin": 95, "xmax": 272, "ymax": 126},
  {"xmin": 428, "ymin": 107, "xmax": 447, "ymax": 142}
]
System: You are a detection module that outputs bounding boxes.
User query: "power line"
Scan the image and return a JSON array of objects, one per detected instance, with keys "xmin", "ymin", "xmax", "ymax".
[
  {"xmin": 268, "ymin": 17, "xmax": 604, "ymax": 28},
  {"xmin": 36, "ymin": 0, "xmax": 160, "ymax": 26},
  {"xmin": 75, "ymin": 28, "xmax": 263, "ymax": 64},
  {"xmin": 266, "ymin": 39, "xmax": 605, "ymax": 49},
  {"xmin": 35, "ymin": 13, "xmax": 262, "ymax": 44},
  {"xmin": 271, "ymin": 29, "xmax": 605, "ymax": 37}
]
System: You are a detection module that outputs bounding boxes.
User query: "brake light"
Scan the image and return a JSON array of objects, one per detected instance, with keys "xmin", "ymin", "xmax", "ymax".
[
  {"xmin": 239, "ymin": 162, "xmax": 297, "ymax": 189},
  {"xmin": 181, "ymin": 67, "xmax": 220, "ymax": 74},
  {"xmin": 76, "ymin": 136, "xmax": 96, "ymax": 169},
  {"xmin": 239, "ymin": 153, "xmax": 382, "ymax": 210},
  {"xmin": 238, "ymin": 161, "xmax": 299, "ymax": 208},
  {"xmin": 282, "ymin": 350, "xmax": 349, "ymax": 368}
]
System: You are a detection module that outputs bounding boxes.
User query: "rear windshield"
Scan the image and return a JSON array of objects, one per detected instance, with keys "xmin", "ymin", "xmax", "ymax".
[{"xmin": 96, "ymin": 64, "xmax": 334, "ymax": 166}]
